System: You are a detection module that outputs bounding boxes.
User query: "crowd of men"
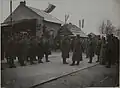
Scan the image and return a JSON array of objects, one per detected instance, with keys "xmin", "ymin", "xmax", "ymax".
[
  {"xmin": 2, "ymin": 32, "xmax": 119, "ymax": 68},
  {"xmin": 61, "ymin": 34, "xmax": 119, "ymax": 68},
  {"xmin": 2, "ymin": 33, "xmax": 52, "ymax": 68}
]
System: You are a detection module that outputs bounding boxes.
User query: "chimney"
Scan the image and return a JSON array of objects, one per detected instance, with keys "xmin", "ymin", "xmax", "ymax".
[{"xmin": 20, "ymin": 1, "xmax": 26, "ymax": 6}]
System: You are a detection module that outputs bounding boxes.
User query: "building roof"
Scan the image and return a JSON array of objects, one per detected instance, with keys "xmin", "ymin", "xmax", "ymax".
[
  {"xmin": 28, "ymin": 6, "xmax": 64, "ymax": 24},
  {"xmin": 59, "ymin": 23, "xmax": 87, "ymax": 37}
]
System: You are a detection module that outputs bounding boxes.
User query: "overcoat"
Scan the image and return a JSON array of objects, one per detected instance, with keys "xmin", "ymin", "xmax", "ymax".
[
  {"xmin": 61, "ymin": 38, "xmax": 70, "ymax": 58},
  {"xmin": 72, "ymin": 38, "xmax": 83, "ymax": 61}
]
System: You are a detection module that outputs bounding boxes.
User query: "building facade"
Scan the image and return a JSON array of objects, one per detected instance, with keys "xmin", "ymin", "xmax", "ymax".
[{"xmin": 2, "ymin": 1, "xmax": 63, "ymax": 37}]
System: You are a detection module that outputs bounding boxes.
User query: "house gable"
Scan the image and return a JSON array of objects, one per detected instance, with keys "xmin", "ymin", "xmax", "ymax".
[{"xmin": 4, "ymin": 2, "xmax": 44, "ymax": 24}]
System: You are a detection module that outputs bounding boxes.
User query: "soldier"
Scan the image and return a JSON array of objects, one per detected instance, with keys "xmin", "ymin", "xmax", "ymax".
[
  {"xmin": 18, "ymin": 34, "xmax": 27, "ymax": 66},
  {"xmin": 100, "ymin": 36, "xmax": 107, "ymax": 65},
  {"xmin": 36, "ymin": 36, "xmax": 44, "ymax": 63},
  {"xmin": 70, "ymin": 35, "xmax": 83, "ymax": 66},
  {"xmin": 14, "ymin": 33, "xmax": 21, "ymax": 63},
  {"xmin": 106, "ymin": 34, "xmax": 114, "ymax": 68},
  {"xmin": 96, "ymin": 35, "xmax": 102, "ymax": 62},
  {"xmin": 5, "ymin": 35, "xmax": 16, "ymax": 68},
  {"xmin": 71, "ymin": 37, "xmax": 75, "ymax": 52},
  {"xmin": 115, "ymin": 36, "xmax": 119, "ymax": 65},
  {"xmin": 61, "ymin": 35, "xmax": 70, "ymax": 64},
  {"xmin": 88, "ymin": 35, "xmax": 94, "ymax": 63},
  {"xmin": 42, "ymin": 36, "xmax": 51, "ymax": 62},
  {"xmin": 85, "ymin": 38, "xmax": 89, "ymax": 58},
  {"xmin": 112, "ymin": 35, "xmax": 119, "ymax": 64},
  {"xmin": 29, "ymin": 36, "xmax": 37, "ymax": 65}
]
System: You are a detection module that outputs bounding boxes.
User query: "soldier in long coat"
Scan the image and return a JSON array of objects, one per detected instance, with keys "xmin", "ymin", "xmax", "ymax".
[
  {"xmin": 85, "ymin": 38, "xmax": 89, "ymax": 58},
  {"xmin": 5, "ymin": 36, "xmax": 16, "ymax": 68},
  {"xmin": 100, "ymin": 37, "xmax": 107, "ymax": 65},
  {"xmin": 42, "ymin": 36, "xmax": 51, "ymax": 62},
  {"xmin": 112, "ymin": 35, "xmax": 119, "ymax": 64},
  {"xmin": 70, "ymin": 37, "xmax": 75, "ymax": 52},
  {"xmin": 96, "ymin": 35, "xmax": 102, "ymax": 62},
  {"xmin": 70, "ymin": 35, "xmax": 83, "ymax": 66},
  {"xmin": 36, "ymin": 36, "xmax": 44, "ymax": 63},
  {"xmin": 106, "ymin": 34, "xmax": 114, "ymax": 68},
  {"xmin": 18, "ymin": 35, "xmax": 29, "ymax": 66},
  {"xmin": 29, "ymin": 36, "xmax": 37, "ymax": 64},
  {"xmin": 61, "ymin": 35, "xmax": 70, "ymax": 64},
  {"xmin": 88, "ymin": 35, "xmax": 95, "ymax": 63}
]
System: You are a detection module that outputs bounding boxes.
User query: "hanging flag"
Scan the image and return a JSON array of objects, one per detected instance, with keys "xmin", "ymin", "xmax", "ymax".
[
  {"xmin": 79, "ymin": 20, "xmax": 81, "ymax": 28},
  {"xmin": 65, "ymin": 14, "xmax": 69, "ymax": 24},
  {"xmin": 82, "ymin": 19, "xmax": 84, "ymax": 28},
  {"xmin": 44, "ymin": 3, "xmax": 56, "ymax": 13}
]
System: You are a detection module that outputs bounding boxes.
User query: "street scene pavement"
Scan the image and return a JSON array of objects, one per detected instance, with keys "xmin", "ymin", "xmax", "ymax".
[
  {"xmin": 2, "ymin": 52, "xmax": 98, "ymax": 88},
  {"xmin": 33, "ymin": 63, "xmax": 119, "ymax": 88}
]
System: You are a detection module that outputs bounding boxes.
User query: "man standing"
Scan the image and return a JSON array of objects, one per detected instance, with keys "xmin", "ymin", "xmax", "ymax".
[
  {"xmin": 36, "ymin": 36, "xmax": 44, "ymax": 63},
  {"xmin": 5, "ymin": 35, "xmax": 16, "ymax": 68},
  {"xmin": 42, "ymin": 36, "xmax": 51, "ymax": 62},
  {"xmin": 29, "ymin": 36, "xmax": 37, "ymax": 65},
  {"xmin": 96, "ymin": 35, "xmax": 102, "ymax": 62},
  {"xmin": 61, "ymin": 35, "xmax": 70, "ymax": 64},
  {"xmin": 88, "ymin": 35, "xmax": 94, "ymax": 63},
  {"xmin": 106, "ymin": 34, "xmax": 114, "ymax": 68},
  {"xmin": 70, "ymin": 35, "xmax": 83, "ymax": 66}
]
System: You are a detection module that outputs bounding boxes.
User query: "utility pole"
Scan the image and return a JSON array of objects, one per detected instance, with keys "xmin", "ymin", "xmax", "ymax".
[
  {"xmin": 10, "ymin": 0, "xmax": 12, "ymax": 24},
  {"xmin": 10, "ymin": 0, "xmax": 13, "ymax": 35}
]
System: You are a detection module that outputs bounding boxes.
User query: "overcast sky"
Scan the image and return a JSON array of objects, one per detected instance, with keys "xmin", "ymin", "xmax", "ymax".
[{"xmin": 0, "ymin": 0, "xmax": 120, "ymax": 34}]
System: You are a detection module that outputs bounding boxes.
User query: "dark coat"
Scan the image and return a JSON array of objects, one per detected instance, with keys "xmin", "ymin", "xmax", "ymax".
[
  {"xmin": 61, "ymin": 38, "xmax": 70, "ymax": 58},
  {"xmin": 28, "ymin": 39, "xmax": 37, "ymax": 57},
  {"xmin": 36, "ymin": 39, "xmax": 44, "ymax": 57},
  {"xmin": 72, "ymin": 38, "xmax": 83, "ymax": 61},
  {"xmin": 96, "ymin": 39, "xmax": 102, "ymax": 55},
  {"xmin": 100, "ymin": 40, "xmax": 107, "ymax": 64},
  {"xmin": 106, "ymin": 35, "xmax": 114, "ymax": 62},
  {"xmin": 42, "ymin": 37, "xmax": 51, "ymax": 55},
  {"xmin": 5, "ymin": 39, "xmax": 16, "ymax": 57},
  {"xmin": 88, "ymin": 38, "xmax": 94, "ymax": 57}
]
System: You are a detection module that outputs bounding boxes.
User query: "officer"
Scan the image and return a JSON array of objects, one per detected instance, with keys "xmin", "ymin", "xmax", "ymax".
[
  {"xmin": 42, "ymin": 36, "xmax": 51, "ymax": 62},
  {"xmin": 18, "ymin": 34, "xmax": 26, "ymax": 66},
  {"xmin": 5, "ymin": 35, "xmax": 16, "ymax": 68},
  {"xmin": 29, "ymin": 36, "xmax": 36, "ymax": 65},
  {"xmin": 36, "ymin": 36, "xmax": 44, "ymax": 63},
  {"xmin": 96, "ymin": 35, "xmax": 102, "ymax": 62},
  {"xmin": 106, "ymin": 34, "xmax": 114, "ymax": 68},
  {"xmin": 70, "ymin": 35, "xmax": 83, "ymax": 66},
  {"xmin": 88, "ymin": 35, "xmax": 94, "ymax": 63},
  {"xmin": 61, "ymin": 35, "xmax": 70, "ymax": 64}
]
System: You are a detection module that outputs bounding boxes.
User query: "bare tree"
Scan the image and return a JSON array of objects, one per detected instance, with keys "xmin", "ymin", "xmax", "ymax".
[
  {"xmin": 99, "ymin": 20, "xmax": 116, "ymax": 35},
  {"xmin": 99, "ymin": 21, "xmax": 106, "ymax": 34}
]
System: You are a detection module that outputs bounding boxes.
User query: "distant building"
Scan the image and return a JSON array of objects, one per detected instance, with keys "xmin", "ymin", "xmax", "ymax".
[
  {"xmin": 1, "ymin": 1, "xmax": 63, "ymax": 37},
  {"xmin": 114, "ymin": 29, "xmax": 120, "ymax": 39},
  {"xmin": 58, "ymin": 23, "xmax": 87, "ymax": 38}
]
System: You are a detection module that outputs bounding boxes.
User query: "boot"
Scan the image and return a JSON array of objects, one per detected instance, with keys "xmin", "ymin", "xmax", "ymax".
[
  {"xmin": 45, "ymin": 55, "xmax": 50, "ymax": 62},
  {"xmin": 88, "ymin": 57, "xmax": 92, "ymax": 63},
  {"xmin": 70, "ymin": 61, "xmax": 75, "ymax": 66},
  {"xmin": 76, "ymin": 61, "xmax": 80, "ymax": 65},
  {"xmin": 63, "ymin": 58, "xmax": 68, "ymax": 64},
  {"xmin": 38, "ymin": 58, "xmax": 43, "ymax": 63},
  {"xmin": 96, "ymin": 56, "xmax": 100, "ymax": 62}
]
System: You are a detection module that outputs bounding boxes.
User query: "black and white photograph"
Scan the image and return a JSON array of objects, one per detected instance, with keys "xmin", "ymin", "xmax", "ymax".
[{"xmin": 0, "ymin": 0, "xmax": 120, "ymax": 88}]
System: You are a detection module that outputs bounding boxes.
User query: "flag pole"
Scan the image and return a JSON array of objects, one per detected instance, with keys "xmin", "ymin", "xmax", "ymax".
[
  {"xmin": 10, "ymin": 0, "xmax": 13, "ymax": 35},
  {"xmin": 10, "ymin": 0, "xmax": 12, "ymax": 24}
]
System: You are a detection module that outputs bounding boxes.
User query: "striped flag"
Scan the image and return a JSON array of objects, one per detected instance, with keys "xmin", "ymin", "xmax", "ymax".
[
  {"xmin": 79, "ymin": 20, "xmax": 81, "ymax": 28},
  {"xmin": 65, "ymin": 14, "xmax": 69, "ymax": 24},
  {"xmin": 82, "ymin": 19, "xmax": 84, "ymax": 28},
  {"xmin": 44, "ymin": 3, "xmax": 56, "ymax": 13}
]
